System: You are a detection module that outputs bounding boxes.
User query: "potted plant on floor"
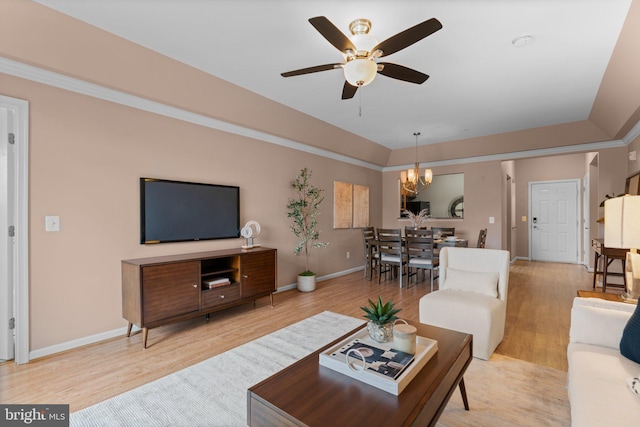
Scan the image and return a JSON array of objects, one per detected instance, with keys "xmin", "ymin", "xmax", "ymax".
[
  {"xmin": 361, "ymin": 296, "xmax": 402, "ymax": 343},
  {"xmin": 287, "ymin": 168, "xmax": 328, "ymax": 292}
]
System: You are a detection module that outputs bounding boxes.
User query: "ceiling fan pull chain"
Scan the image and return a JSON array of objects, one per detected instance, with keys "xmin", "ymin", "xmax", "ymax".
[{"xmin": 359, "ymin": 89, "xmax": 363, "ymax": 117}]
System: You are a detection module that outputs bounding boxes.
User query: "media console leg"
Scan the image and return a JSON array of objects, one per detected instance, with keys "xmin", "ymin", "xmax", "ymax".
[
  {"xmin": 142, "ymin": 327, "xmax": 149, "ymax": 349},
  {"xmin": 458, "ymin": 377, "xmax": 469, "ymax": 410},
  {"xmin": 126, "ymin": 322, "xmax": 133, "ymax": 337}
]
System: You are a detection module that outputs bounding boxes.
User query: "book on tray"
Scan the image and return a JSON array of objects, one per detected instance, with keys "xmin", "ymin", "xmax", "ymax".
[{"xmin": 327, "ymin": 338, "xmax": 414, "ymax": 380}]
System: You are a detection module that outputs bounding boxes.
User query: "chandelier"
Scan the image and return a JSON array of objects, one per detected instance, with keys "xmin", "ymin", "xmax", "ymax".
[{"xmin": 400, "ymin": 132, "xmax": 432, "ymax": 196}]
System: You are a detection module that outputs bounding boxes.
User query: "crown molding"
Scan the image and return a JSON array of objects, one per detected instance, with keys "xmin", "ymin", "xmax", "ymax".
[
  {"xmin": 385, "ymin": 139, "xmax": 627, "ymax": 172},
  {"xmin": 0, "ymin": 57, "xmax": 383, "ymax": 172},
  {"xmin": 1, "ymin": 56, "xmax": 635, "ymax": 173}
]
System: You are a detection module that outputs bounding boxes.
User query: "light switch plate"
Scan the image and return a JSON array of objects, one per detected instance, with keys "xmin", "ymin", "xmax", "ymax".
[
  {"xmin": 45, "ymin": 216, "xmax": 60, "ymax": 232},
  {"xmin": 489, "ymin": 216, "xmax": 495, "ymax": 224}
]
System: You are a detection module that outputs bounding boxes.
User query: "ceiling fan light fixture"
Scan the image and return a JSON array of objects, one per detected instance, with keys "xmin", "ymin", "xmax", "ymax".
[
  {"xmin": 349, "ymin": 19, "xmax": 378, "ymax": 57},
  {"xmin": 343, "ymin": 58, "xmax": 377, "ymax": 87}
]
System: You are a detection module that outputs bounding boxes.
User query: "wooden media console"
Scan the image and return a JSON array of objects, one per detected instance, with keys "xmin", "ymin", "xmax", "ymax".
[{"xmin": 122, "ymin": 247, "xmax": 277, "ymax": 348}]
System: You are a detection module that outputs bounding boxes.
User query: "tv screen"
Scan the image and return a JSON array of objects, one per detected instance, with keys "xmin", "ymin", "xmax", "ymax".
[{"xmin": 140, "ymin": 178, "xmax": 240, "ymax": 244}]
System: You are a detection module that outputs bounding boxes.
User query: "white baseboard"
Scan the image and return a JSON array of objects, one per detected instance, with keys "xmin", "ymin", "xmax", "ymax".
[
  {"xmin": 275, "ymin": 266, "xmax": 364, "ymax": 293},
  {"xmin": 30, "ymin": 266, "xmax": 365, "ymax": 359},
  {"xmin": 29, "ymin": 325, "xmax": 137, "ymax": 360}
]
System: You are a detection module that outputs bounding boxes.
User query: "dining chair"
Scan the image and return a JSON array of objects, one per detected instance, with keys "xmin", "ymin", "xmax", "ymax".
[
  {"xmin": 477, "ymin": 228, "xmax": 488, "ymax": 248},
  {"xmin": 405, "ymin": 231, "xmax": 439, "ymax": 291},
  {"xmin": 361, "ymin": 227, "xmax": 378, "ymax": 280},
  {"xmin": 376, "ymin": 228, "xmax": 406, "ymax": 288},
  {"xmin": 431, "ymin": 227, "xmax": 455, "ymax": 239},
  {"xmin": 405, "ymin": 226, "xmax": 428, "ymax": 237}
]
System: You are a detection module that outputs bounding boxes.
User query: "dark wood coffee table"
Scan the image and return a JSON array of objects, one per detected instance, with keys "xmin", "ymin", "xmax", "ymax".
[{"xmin": 247, "ymin": 320, "xmax": 472, "ymax": 426}]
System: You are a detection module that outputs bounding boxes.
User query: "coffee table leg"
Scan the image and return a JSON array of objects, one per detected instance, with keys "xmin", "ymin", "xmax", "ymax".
[{"xmin": 458, "ymin": 377, "xmax": 469, "ymax": 411}]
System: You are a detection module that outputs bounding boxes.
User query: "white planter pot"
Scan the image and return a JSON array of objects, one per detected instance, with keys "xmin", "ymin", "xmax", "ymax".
[{"xmin": 297, "ymin": 274, "xmax": 316, "ymax": 292}]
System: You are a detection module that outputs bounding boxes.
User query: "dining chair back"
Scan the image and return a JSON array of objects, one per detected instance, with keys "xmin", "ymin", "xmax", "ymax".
[
  {"xmin": 432, "ymin": 227, "xmax": 455, "ymax": 239},
  {"xmin": 376, "ymin": 228, "xmax": 406, "ymax": 288},
  {"xmin": 405, "ymin": 231, "xmax": 439, "ymax": 291},
  {"xmin": 362, "ymin": 227, "xmax": 378, "ymax": 279},
  {"xmin": 405, "ymin": 227, "xmax": 429, "ymax": 238},
  {"xmin": 477, "ymin": 228, "xmax": 488, "ymax": 248}
]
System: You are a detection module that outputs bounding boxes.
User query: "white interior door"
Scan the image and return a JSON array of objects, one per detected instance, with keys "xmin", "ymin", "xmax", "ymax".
[
  {"xmin": 530, "ymin": 180, "xmax": 579, "ymax": 263},
  {"xmin": 0, "ymin": 107, "xmax": 14, "ymax": 360},
  {"xmin": 0, "ymin": 95, "xmax": 29, "ymax": 364}
]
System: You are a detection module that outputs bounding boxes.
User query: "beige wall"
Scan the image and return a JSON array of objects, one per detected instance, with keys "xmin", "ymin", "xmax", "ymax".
[
  {"xmin": 629, "ymin": 134, "xmax": 640, "ymax": 175},
  {"xmin": 512, "ymin": 154, "xmax": 588, "ymax": 259},
  {"xmin": 3, "ymin": 73, "xmax": 382, "ymax": 351},
  {"xmin": 383, "ymin": 161, "xmax": 504, "ymax": 249}
]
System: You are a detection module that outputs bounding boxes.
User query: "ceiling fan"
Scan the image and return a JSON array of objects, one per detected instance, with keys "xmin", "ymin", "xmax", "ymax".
[{"xmin": 281, "ymin": 16, "xmax": 443, "ymax": 100}]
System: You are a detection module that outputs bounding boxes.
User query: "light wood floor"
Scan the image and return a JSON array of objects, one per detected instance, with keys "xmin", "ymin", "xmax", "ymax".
[{"xmin": 0, "ymin": 259, "xmax": 600, "ymax": 412}]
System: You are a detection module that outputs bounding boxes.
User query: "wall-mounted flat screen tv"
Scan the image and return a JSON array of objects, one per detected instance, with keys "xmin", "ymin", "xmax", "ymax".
[{"xmin": 140, "ymin": 178, "xmax": 240, "ymax": 244}]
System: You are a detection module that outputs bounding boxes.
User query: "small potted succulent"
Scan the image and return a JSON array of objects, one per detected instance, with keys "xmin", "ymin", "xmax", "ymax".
[{"xmin": 361, "ymin": 296, "xmax": 402, "ymax": 343}]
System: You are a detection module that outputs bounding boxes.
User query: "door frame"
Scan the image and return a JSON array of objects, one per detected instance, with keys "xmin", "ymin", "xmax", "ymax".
[
  {"xmin": 528, "ymin": 179, "xmax": 580, "ymax": 264},
  {"xmin": 0, "ymin": 95, "xmax": 29, "ymax": 364},
  {"xmin": 583, "ymin": 174, "xmax": 590, "ymax": 268}
]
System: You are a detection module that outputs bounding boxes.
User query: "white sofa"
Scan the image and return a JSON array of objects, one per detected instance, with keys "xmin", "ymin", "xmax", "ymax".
[
  {"xmin": 568, "ymin": 297, "xmax": 640, "ymax": 426},
  {"xmin": 419, "ymin": 247, "xmax": 510, "ymax": 360}
]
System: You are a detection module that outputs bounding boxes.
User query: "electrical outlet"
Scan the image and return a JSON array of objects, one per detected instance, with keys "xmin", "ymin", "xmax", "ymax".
[
  {"xmin": 489, "ymin": 216, "xmax": 495, "ymax": 224},
  {"xmin": 346, "ymin": 251, "xmax": 350, "ymax": 259}
]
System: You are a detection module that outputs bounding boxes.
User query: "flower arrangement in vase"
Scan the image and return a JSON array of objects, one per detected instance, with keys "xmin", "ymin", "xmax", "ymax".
[{"xmin": 403, "ymin": 208, "xmax": 431, "ymax": 229}]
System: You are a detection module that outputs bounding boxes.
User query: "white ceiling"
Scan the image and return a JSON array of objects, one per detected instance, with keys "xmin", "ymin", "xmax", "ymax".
[{"xmin": 34, "ymin": 0, "xmax": 632, "ymax": 150}]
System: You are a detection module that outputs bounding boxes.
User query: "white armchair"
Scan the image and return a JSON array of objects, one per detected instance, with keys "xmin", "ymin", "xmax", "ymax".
[{"xmin": 419, "ymin": 247, "xmax": 510, "ymax": 360}]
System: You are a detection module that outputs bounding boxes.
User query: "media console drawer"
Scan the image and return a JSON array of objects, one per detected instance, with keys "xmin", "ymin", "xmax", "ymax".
[
  {"xmin": 122, "ymin": 247, "xmax": 277, "ymax": 348},
  {"xmin": 202, "ymin": 284, "xmax": 241, "ymax": 308}
]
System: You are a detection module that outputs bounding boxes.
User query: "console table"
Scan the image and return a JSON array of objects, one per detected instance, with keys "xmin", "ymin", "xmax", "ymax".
[
  {"xmin": 122, "ymin": 247, "xmax": 277, "ymax": 348},
  {"xmin": 592, "ymin": 238, "xmax": 627, "ymax": 292}
]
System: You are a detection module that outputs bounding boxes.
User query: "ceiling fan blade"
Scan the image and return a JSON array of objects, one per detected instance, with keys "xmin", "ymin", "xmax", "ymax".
[
  {"xmin": 309, "ymin": 16, "xmax": 357, "ymax": 53},
  {"xmin": 341, "ymin": 81, "xmax": 358, "ymax": 100},
  {"xmin": 372, "ymin": 18, "xmax": 442, "ymax": 58},
  {"xmin": 281, "ymin": 63, "xmax": 343, "ymax": 77},
  {"xmin": 378, "ymin": 63, "xmax": 429, "ymax": 84}
]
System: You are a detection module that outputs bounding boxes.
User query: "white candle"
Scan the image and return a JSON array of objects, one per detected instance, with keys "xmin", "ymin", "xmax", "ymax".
[{"xmin": 393, "ymin": 323, "xmax": 417, "ymax": 354}]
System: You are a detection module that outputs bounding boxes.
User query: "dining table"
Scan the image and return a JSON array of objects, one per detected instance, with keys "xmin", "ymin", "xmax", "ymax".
[
  {"xmin": 434, "ymin": 237, "xmax": 469, "ymax": 248},
  {"xmin": 365, "ymin": 235, "xmax": 469, "ymax": 281}
]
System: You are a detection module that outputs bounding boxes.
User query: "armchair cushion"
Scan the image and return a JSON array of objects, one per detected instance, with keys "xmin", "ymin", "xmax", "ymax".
[
  {"xmin": 443, "ymin": 268, "xmax": 499, "ymax": 298},
  {"xmin": 621, "ymin": 302, "xmax": 640, "ymax": 363}
]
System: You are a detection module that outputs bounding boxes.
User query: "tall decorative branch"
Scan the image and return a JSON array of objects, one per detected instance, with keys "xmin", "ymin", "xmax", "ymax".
[{"xmin": 287, "ymin": 168, "xmax": 328, "ymax": 274}]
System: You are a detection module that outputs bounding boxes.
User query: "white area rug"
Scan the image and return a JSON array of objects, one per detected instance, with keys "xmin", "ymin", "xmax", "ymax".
[
  {"xmin": 72, "ymin": 312, "xmax": 570, "ymax": 426},
  {"xmin": 71, "ymin": 311, "xmax": 364, "ymax": 426}
]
